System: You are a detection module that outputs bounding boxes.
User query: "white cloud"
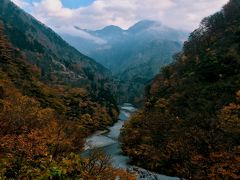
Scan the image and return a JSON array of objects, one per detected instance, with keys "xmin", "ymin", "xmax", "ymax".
[
  {"xmin": 33, "ymin": 0, "xmax": 73, "ymax": 17},
  {"xmin": 11, "ymin": 0, "xmax": 27, "ymax": 7},
  {"xmin": 11, "ymin": 0, "xmax": 229, "ymax": 34},
  {"xmin": 11, "ymin": 0, "xmax": 32, "ymax": 10},
  {"xmin": 160, "ymin": 0, "xmax": 229, "ymax": 30},
  {"xmin": 55, "ymin": 26, "xmax": 107, "ymax": 44}
]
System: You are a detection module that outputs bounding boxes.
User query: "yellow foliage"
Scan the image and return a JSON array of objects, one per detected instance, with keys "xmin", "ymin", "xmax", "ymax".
[{"xmin": 218, "ymin": 92, "xmax": 240, "ymax": 134}]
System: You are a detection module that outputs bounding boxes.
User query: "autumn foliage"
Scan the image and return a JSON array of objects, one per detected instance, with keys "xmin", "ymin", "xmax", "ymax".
[
  {"xmin": 121, "ymin": 0, "xmax": 240, "ymax": 179},
  {"xmin": 0, "ymin": 21, "xmax": 134, "ymax": 178}
]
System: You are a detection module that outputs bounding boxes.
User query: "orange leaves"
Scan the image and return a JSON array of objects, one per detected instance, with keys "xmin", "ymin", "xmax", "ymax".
[
  {"xmin": 154, "ymin": 98, "xmax": 169, "ymax": 111},
  {"xmin": 218, "ymin": 92, "xmax": 240, "ymax": 134},
  {"xmin": 67, "ymin": 87, "xmax": 88, "ymax": 97},
  {"xmin": 0, "ymin": 93, "xmax": 72, "ymax": 161},
  {"xmin": 0, "ymin": 87, "xmax": 133, "ymax": 179},
  {"xmin": 1, "ymin": 133, "xmax": 49, "ymax": 161},
  {"xmin": 236, "ymin": 90, "xmax": 240, "ymax": 101},
  {"xmin": 0, "ymin": 92, "xmax": 76, "ymax": 178},
  {"xmin": 209, "ymin": 149, "xmax": 240, "ymax": 179},
  {"xmin": 55, "ymin": 152, "xmax": 136, "ymax": 179},
  {"xmin": 0, "ymin": 95, "xmax": 55, "ymax": 135},
  {"xmin": 0, "ymin": 22, "xmax": 127, "ymax": 179}
]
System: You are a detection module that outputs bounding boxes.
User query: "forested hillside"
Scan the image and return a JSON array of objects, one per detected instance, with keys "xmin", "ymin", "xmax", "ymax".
[
  {"xmin": 0, "ymin": 0, "xmax": 119, "ymax": 127},
  {"xmin": 121, "ymin": 0, "xmax": 240, "ymax": 178},
  {"xmin": 0, "ymin": 0, "xmax": 110, "ymax": 82},
  {"xmin": 0, "ymin": 23, "xmax": 136, "ymax": 178},
  {"xmin": 0, "ymin": 0, "xmax": 117, "ymax": 109},
  {"xmin": 0, "ymin": 0, "xmax": 137, "ymax": 178}
]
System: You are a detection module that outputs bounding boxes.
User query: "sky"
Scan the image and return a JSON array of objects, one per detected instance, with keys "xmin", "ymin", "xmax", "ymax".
[{"xmin": 11, "ymin": 0, "xmax": 229, "ymax": 37}]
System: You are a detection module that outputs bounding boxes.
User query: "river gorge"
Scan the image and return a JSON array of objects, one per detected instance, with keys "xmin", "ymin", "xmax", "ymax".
[{"xmin": 82, "ymin": 104, "xmax": 180, "ymax": 180}]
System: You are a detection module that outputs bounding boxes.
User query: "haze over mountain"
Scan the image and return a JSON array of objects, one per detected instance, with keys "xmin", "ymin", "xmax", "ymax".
[
  {"xmin": 62, "ymin": 20, "xmax": 187, "ymax": 77},
  {"xmin": 12, "ymin": 0, "xmax": 229, "ymax": 32},
  {"xmin": 1, "ymin": 0, "xmax": 113, "ymax": 87},
  {"xmin": 61, "ymin": 20, "xmax": 188, "ymax": 104}
]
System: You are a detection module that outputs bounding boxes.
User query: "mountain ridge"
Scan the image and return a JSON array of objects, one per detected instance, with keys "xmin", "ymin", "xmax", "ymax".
[
  {"xmin": 62, "ymin": 20, "xmax": 188, "ymax": 104},
  {"xmin": 0, "ymin": 0, "xmax": 112, "ymax": 85},
  {"xmin": 0, "ymin": 0, "xmax": 118, "ymax": 126}
]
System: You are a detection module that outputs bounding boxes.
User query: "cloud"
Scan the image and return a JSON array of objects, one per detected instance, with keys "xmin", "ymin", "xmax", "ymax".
[
  {"xmin": 11, "ymin": 0, "xmax": 229, "ymax": 34},
  {"xmin": 161, "ymin": 0, "xmax": 230, "ymax": 30},
  {"xmin": 55, "ymin": 26, "xmax": 107, "ymax": 44},
  {"xmin": 11, "ymin": 0, "xmax": 32, "ymax": 11},
  {"xmin": 11, "ymin": 0, "xmax": 27, "ymax": 7},
  {"xmin": 33, "ymin": 0, "xmax": 73, "ymax": 17}
]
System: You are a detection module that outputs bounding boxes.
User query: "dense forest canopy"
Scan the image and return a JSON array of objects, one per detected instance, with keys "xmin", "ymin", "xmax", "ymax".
[
  {"xmin": 0, "ymin": 20, "xmax": 136, "ymax": 179},
  {"xmin": 121, "ymin": 0, "xmax": 240, "ymax": 179},
  {"xmin": 0, "ymin": 0, "xmax": 137, "ymax": 178}
]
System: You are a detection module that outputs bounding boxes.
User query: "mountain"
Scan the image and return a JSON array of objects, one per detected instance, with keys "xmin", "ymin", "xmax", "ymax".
[
  {"xmin": 93, "ymin": 25, "xmax": 124, "ymax": 37},
  {"xmin": 63, "ymin": 20, "xmax": 187, "ymax": 77},
  {"xmin": 0, "ymin": 0, "xmax": 112, "ymax": 87},
  {"xmin": 121, "ymin": 0, "xmax": 240, "ymax": 179},
  {"xmin": 128, "ymin": 20, "xmax": 156, "ymax": 33},
  {"xmin": 0, "ymin": 0, "xmax": 119, "ymax": 133},
  {"xmin": 0, "ymin": 0, "xmax": 137, "ymax": 178},
  {"xmin": 0, "ymin": 24, "xmax": 133, "ymax": 178},
  {"xmin": 61, "ymin": 20, "xmax": 188, "ymax": 105}
]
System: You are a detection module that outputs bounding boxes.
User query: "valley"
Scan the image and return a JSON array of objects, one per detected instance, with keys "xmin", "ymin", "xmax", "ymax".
[
  {"xmin": 61, "ymin": 20, "xmax": 188, "ymax": 105},
  {"xmin": 0, "ymin": 0, "xmax": 239, "ymax": 179},
  {"xmin": 82, "ymin": 104, "xmax": 179, "ymax": 180}
]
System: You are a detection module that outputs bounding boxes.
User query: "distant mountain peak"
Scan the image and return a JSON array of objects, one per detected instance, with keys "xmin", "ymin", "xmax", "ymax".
[
  {"xmin": 101, "ymin": 25, "xmax": 123, "ymax": 31},
  {"xmin": 94, "ymin": 25, "xmax": 124, "ymax": 35},
  {"xmin": 135, "ymin": 20, "xmax": 158, "ymax": 25},
  {"xmin": 128, "ymin": 20, "xmax": 161, "ymax": 33},
  {"xmin": 90, "ymin": 25, "xmax": 124, "ymax": 38}
]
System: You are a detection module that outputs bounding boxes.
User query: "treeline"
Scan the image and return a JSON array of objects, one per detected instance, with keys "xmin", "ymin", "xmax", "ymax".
[
  {"xmin": 120, "ymin": 0, "xmax": 240, "ymax": 179},
  {"xmin": 0, "ymin": 23, "xmax": 135, "ymax": 179}
]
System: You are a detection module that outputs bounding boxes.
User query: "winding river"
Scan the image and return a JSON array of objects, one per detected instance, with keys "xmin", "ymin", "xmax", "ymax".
[{"xmin": 82, "ymin": 103, "xmax": 180, "ymax": 180}]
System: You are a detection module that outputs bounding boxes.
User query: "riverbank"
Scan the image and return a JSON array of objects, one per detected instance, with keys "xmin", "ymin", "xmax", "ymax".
[{"xmin": 82, "ymin": 104, "xmax": 180, "ymax": 179}]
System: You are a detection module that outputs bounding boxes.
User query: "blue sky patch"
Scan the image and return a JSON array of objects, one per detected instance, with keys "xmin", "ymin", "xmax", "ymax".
[
  {"xmin": 24, "ymin": 0, "xmax": 95, "ymax": 8},
  {"xmin": 61, "ymin": 0, "xmax": 95, "ymax": 8}
]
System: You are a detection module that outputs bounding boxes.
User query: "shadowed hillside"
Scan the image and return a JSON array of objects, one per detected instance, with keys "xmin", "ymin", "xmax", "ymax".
[{"xmin": 121, "ymin": 0, "xmax": 240, "ymax": 178}]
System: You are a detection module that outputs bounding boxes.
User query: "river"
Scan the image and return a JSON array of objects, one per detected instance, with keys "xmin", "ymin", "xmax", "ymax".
[{"xmin": 82, "ymin": 103, "xmax": 180, "ymax": 180}]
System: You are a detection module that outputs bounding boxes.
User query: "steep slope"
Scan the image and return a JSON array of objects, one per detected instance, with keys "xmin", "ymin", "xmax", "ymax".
[
  {"xmin": 0, "ymin": 24, "xmax": 134, "ymax": 179},
  {"xmin": 0, "ymin": 0, "xmax": 117, "ymax": 125},
  {"xmin": 0, "ymin": 0, "xmax": 112, "ymax": 88},
  {"xmin": 62, "ymin": 20, "xmax": 187, "ymax": 105},
  {"xmin": 121, "ymin": 0, "xmax": 240, "ymax": 179},
  {"xmin": 0, "ymin": 0, "xmax": 131, "ymax": 178}
]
